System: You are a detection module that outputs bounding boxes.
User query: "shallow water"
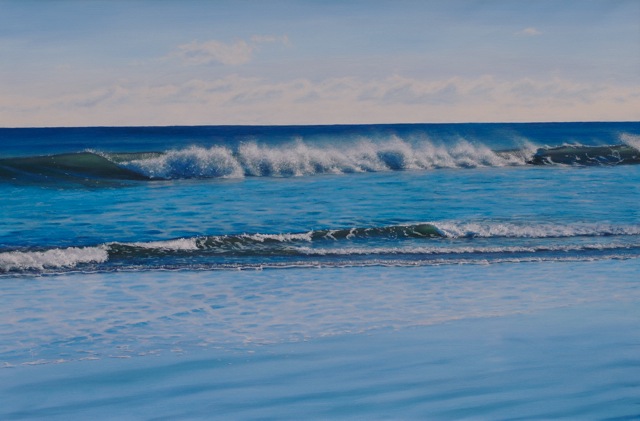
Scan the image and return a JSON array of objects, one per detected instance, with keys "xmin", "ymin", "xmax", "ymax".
[{"xmin": 1, "ymin": 264, "xmax": 639, "ymax": 419}]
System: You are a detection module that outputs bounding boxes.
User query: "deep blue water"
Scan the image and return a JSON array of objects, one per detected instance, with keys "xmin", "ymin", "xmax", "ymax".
[{"xmin": 1, "ymin": 122, "xmax": 640, "ymax": 419}]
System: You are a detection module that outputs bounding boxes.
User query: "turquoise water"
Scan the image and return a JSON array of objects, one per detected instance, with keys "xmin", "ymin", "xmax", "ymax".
[{"xmin": 1, "ymin": 122, "xmax": 640, "ymax": 418}]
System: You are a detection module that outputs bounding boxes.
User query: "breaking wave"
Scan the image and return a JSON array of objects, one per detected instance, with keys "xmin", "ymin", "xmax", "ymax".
[
  {"xmin": 117, "ymin": 139, "xmax": 529, "ymax": 179},
  {"xmin": 0, "ymin": 138, "xmax": 531, "ymax": 183},
  {"xmin": 2, "ymin": 135, "xmax": 639, "ymax": 184}
]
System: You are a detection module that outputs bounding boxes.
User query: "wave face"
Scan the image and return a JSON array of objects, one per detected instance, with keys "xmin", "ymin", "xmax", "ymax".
[
  {"xmin": 528, "ymin": 145, "xmax": 640, "ymax": 166},
  {"xmin": 3, "ymin": 222, "xmax": 640, "ymax": 275},
  {"xmin": 0, "ymin": 152, "xmax": 149, "ymax": 185}
]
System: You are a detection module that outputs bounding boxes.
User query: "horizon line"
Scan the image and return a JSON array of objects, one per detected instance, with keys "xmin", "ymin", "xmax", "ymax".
[{"xmin": 2, "ymin": 120, "xmax": 639, "ymax": 130}]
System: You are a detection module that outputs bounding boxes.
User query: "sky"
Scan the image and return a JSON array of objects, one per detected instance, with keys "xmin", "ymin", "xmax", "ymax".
[{"xmin": 0, "ymin": 0, "xmax": 639, "ymax": 127}]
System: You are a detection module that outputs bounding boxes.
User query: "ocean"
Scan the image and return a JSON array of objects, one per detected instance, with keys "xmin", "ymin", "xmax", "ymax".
[{"xmin": 1, "ymin": 122, "xmax": 640, "ymax": 419}]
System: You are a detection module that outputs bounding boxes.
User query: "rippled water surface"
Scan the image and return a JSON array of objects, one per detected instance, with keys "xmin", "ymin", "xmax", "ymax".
[{"xmin": 2, "ymin": 260, "xmax": 639, "ymax": 419}]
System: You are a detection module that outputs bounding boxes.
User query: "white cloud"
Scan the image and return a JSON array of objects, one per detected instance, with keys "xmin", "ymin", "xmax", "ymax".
[
  {"xmin": 516, "ymin": 27, "xmax": 542, "ymax": 36},
  {"xmin": 172, "ymin": 35, "xmax": 290, "ymax": 66}
]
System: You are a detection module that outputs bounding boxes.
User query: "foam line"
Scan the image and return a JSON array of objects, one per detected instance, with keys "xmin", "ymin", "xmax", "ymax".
[{"xmin": 0, "ymin": 247, "xmax": 108, "ymax": 272}]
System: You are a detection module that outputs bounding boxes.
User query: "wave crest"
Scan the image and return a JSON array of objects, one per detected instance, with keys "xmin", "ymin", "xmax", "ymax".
[
  {"xmin": 116, "ymin": 138, "xmax": 528, "ymax": 179},
  {"xmin": 120, "ymin": 146, "xmax": 244, "ymax": 179}
]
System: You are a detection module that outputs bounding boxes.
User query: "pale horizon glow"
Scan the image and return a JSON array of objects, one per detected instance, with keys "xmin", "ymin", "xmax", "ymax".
[{"xmin": 0, "ymin": 0, "xmax": 638, "ymax": 127}]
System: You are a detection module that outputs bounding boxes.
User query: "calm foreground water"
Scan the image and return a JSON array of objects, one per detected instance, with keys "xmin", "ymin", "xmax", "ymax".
[{"xmin": 1, "ymin": 122, "xmax": 639, "ymax": 419}]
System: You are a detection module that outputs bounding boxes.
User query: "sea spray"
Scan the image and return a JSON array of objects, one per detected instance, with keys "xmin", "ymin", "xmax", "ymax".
[
  {"xmin": 117, "ymin": 138, "xmax": 529, "ymax": 179},
  {"xmin": 120, "ymin": 145, "xmax": 244, "ymax": 179}
]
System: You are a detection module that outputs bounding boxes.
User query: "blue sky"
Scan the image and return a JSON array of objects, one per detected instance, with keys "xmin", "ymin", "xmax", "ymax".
[{"xmin": 1, "ymin": 0, "xmax": 638, "ymax": 126}]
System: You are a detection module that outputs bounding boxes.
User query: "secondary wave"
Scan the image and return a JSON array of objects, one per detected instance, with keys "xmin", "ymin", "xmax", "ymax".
[{"xmin": 3, "ymin": 222, "xmax": 640, "ymax": 275}]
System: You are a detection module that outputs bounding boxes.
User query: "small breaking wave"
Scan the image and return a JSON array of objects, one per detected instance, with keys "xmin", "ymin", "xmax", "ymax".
[{"xmin": 2, "ymin": 222, "xmax": 640, "ymax": 275}]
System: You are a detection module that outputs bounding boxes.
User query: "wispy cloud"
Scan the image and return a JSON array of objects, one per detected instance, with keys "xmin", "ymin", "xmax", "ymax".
[
  {"xmin": 3, "ymin": 75, "xmax": 639, "ymax": 126},
  {"xmin": 174, "ymin": 40, "xmax": 254, "ymax": 65},
  {"xmin": 251, "ymin": 34, "xmax": 291, "ymax": 46},
  {"xmin": 516, "ymin": 27, "xmax": 542, "ymax": 36},
  {"xmin": 172, "ymin": 35, "xmax": 289, "ymax": 66}
]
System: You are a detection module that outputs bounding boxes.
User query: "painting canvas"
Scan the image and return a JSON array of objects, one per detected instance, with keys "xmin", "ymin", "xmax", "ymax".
[{"xmin": 1, "ymin": 1, "xmax": 639, "ymax": 419}]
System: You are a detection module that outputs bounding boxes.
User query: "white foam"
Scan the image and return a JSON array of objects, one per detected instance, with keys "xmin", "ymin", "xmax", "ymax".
[
  {"xmin": 239, "ymin": 232, "xmax": 314, "ymax": 243},
  {"xmin": 116, "ymin": 138, "xmax": 528, "ymax": 179},
  {"xmin": 431, "ymin": 222, "xmax": 640, "ymax": 239},
  {"xmin": 0, "ymin": 247, "xmax": 108, "ymax": 272},
  {"xmin": 123, "ymin": 238, "xmax": 200, "ymax": 251},
  {"xmin": 295, "ymin": 242, "xmax": 640, "ymax": 256}
]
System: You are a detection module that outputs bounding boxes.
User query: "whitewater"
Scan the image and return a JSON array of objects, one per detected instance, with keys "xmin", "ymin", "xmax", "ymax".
[{"xmin": 1, "ymin": 122, "xmax": 640, "ymax": 419}]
